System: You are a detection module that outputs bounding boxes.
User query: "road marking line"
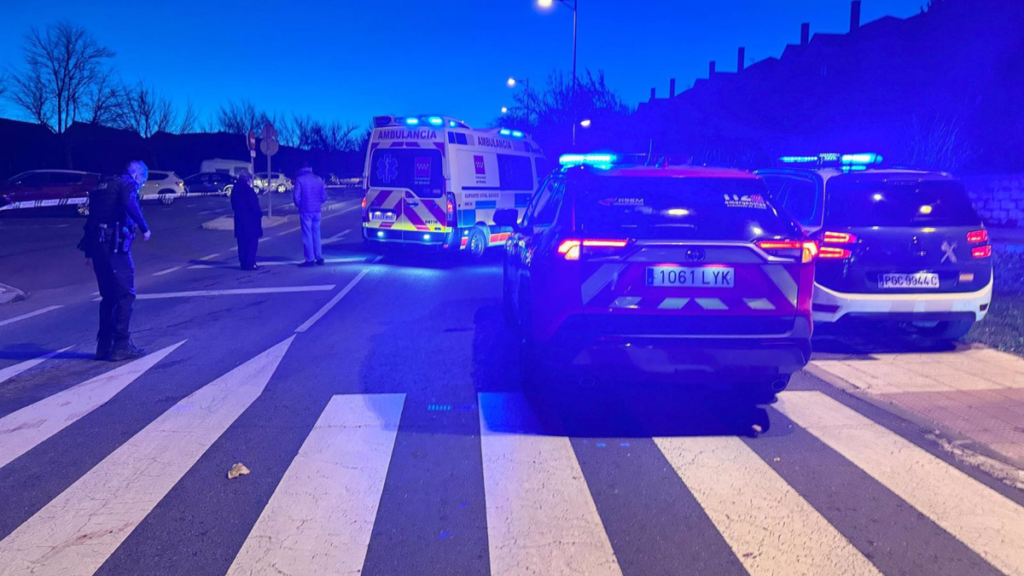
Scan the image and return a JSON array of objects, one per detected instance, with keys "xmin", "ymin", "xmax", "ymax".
[
  {"xmin": 0, "ymin": 305, "xmax": 63, "ymax": 328},
  {"xmin": 189, "ymin": 257, "xmax": 367, "ymax": 270},
  {"xmin": 152, "ymin": 266, "xmax": 182, "ymax": 276},
  {"xmin": 0, "ymin": 346, "xmax": 74, "ymax": 385},
  {"xmin": 276, "ymin": 226, "xmax": 302, "ymax": 237},
  {"xmin": 478, "ymin": 392, "xmax": 622, "ymax": 576},
  {"xmin": 0, "ymin": 337, "xmax": 293, "ymax": 575},
  {"xmin": 654, "ymin": 435, "xmax": 882, "ymax": 576},
  {"xmin": 227, "ymin": 393, "xmax": 405, "ymax": 576},
  {"xmin": 0, "ymin": 342, "xmax": 183, "ymax": 469},
  {"xmin": 258, "ymin": 237, "xmax": 269, "ymax": 243},
  {"xmin": 295, "ymin": 271, "xmax": 369, "ymax": 333},
  {"xmin": 105, "ymin": 286, "xmax": 336, "ymax": 301},
  {"xmin": 198, "ymin": 252, "xmax": 220, "ymax": 261},
  {"xmin": 323, "ymin": 230, "xmax": 352, "ymax": 244},
  {"xmin": 323, "ymin": 204, "xmax": 360, "ymax": 219},
  {"xmin": 775, "ymin": 391, "xmax": 1024, "ymax": 576}
]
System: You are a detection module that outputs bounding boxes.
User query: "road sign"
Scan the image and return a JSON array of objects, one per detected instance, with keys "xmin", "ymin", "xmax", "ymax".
[
  {"xmin": 260, "ymin": 138, "xmax": 279, "ymax": 157},
  {"xmin": 248, "ymin": 130, "xmax": 256, "ymax": 151},
  {"xmin": 262, "ymin": 121, "xmax": 279, "ymax": 143}
]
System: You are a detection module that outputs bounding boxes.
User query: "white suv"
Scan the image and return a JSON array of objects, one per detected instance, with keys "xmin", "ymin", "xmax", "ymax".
[
  {"xmin": 255, "ymin": 172, "xmax": 293, "ymax": 194},
  {"xmin": 140, "ymin": 171, "xmax": 186, "ymax": 205}
]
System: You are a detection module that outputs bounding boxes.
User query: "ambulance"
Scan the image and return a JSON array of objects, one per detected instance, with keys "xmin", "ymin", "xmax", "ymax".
[{"xmin": 362, "ymin": 115, "xmax": 545, "ymax": 257}]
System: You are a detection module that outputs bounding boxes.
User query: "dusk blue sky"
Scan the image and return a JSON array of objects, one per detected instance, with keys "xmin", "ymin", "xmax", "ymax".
[{"xmin": 0, "ymin": 0, "xmax": 926, "ymax": 129}]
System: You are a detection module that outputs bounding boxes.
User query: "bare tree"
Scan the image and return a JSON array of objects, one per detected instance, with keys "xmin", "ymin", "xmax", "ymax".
[
  {"xmin": 116, "ymin": 82, "xmax": 176, "ymax": 137},
  {"xmin": 9, "ymin": 21, "xmax": 115, "ymax": 132},
  {"xmin": 292, "ymin": 115, "xmax": 359, "ymax": 152},
  {"xmin": 902, "ymin": 112, "xmax": 977, "ymax": 173},
  {"xmin": 177, "ymin": 100, "xmax": 199, "ymax": 134},
  {"xmin": 82, "ymin": 69, "xmax": 121, "ymax": 125},
  {"xmin": 217, "ymin": 99, "xmax": 268, "ymax": 135}
]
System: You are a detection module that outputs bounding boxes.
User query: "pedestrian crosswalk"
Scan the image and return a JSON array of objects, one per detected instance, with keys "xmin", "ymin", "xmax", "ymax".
[{"xmin": 0, "ymin": 342, "xmax": 1022, "ymax": 576}]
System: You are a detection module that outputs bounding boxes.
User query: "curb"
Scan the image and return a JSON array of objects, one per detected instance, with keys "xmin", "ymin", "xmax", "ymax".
[
  {"xmin": 805, "ymin": 362, "xmax": 1024, "ymax": 489},
  {"xmin": 0, "ymin": 282, "xmax": 26, "ymax": 305},
  {"xmin": 200, "ymin": 201, "xmax": 356, "ymax": 231}
]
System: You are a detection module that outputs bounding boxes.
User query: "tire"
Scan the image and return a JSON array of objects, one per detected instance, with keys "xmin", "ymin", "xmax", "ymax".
[
  {"xmin": 933, "ymin": 320, "xmax": 974, "ymax": 341},
  {"xmin": 467, "ymin": 226, "xmax": 488, "ymax": 259},
  {"xmin": 223, "ymin": 184, "xmax": 234, "ymax": 197},
  {"xmin": 159, "ymin": 194, "xmax": 175, "ymax": 205},
  {"xmin": 277, "ymin": 184, "xmax": 286, "ymax": 194},
  {"xmin": 740, "ymin": 376, "xmax": 790, "ymax": 405},
  {"xmin": 76, "ymin": 200, "xmax": 90, "ymax": 217}
]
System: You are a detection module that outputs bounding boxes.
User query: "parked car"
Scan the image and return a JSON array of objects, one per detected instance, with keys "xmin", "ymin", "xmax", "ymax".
[
  {"xmin": 184, "ymin": 172, "xmax": 235, "ymax": 196},
  {"xmin": 758, "ymin": 153, "xmax": 992, "ymax": 340},
  {"xmin": 0, "ymin": 170, "xmax": 101, "ymax": 216},
  {"xmin": 200, "ymin": 158, "xmax": 252, "ymax": 178},
  {"xmin": 140, "ymin": 171, "xmax": 186, "ymax": 205},
  {"xmin": 255, "ymin": 172, "xmax": 293, "ymax": 194},
  {"xmin": 497, "ymin": 153, "xmax": 816, "ymax": 402}
]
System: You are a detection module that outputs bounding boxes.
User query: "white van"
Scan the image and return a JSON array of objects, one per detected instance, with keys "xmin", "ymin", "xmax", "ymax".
[
  {"xmin": 361, "ymin": 115, "xmax": 545, "ymax": 257},
  {"xmin": 200, "ymin": 159, "xmax": 253, "ymax": 178}
]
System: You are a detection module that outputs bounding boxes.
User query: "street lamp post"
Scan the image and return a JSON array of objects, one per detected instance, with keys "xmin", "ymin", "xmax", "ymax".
[
  {"xmin": 537, "ymin": 0, "xmax": 578, "ymax": 147},
  {"xmin": 507, "ymin": 76, "xmax": 532, "ymax": 123}
]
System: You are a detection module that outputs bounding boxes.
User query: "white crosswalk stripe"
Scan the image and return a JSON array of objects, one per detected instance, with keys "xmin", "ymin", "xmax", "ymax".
[
  {"xmin": 776, "ymin": 391, "xmax": 1024, "ymax": 576},
  {"xmin": 655, "ymin": 435, "xmax": 882, "ymax": 576},
  {"xmin": 227, "ymin": 393, "xmax": 404, "ymax": 576},
  {"xmin": 0, "ymin": 337, "xmax": 293, "ymax": 576},
  {"xmin": 0, "ymin": 342, "xmax": 184, "ymax": 469},
  {"xmin": 0, "ymin": 346, "xmax": 73, "ymax": 385},
  {"xmin": 478, "ymin": 393, "xmax": 622, "ymax": 576}
]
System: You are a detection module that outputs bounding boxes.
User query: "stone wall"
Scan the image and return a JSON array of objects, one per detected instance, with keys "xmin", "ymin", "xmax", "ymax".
[{"xmin": 962, "ymin": 174, "xmax": 1024, "ymax": 227}]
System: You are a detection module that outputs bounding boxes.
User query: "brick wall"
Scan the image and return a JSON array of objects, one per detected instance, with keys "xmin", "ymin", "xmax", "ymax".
[{"xmin": 962, "ymin": 174, "xmax": 1024, "ymax": 227}]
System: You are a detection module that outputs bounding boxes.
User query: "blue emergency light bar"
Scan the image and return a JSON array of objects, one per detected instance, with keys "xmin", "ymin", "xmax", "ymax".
[
  {"xmin": 779, "ymin": 153, "xmax": 884, "ymax": 167},
  {"xmin": 559, "ymin": 153, "xmax": 618, "ymax": 169}
]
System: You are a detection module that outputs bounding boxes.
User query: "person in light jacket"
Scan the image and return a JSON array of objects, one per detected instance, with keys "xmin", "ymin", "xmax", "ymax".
[
  {"xmin": 230, "ymin": 171, "xmax": 263, "ymax": 271},
  {"xmin": 293, "ymin": 162, "xmax": 327, "ymax": 267}
]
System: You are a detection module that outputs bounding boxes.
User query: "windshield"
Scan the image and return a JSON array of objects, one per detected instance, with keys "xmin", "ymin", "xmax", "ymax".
[
  {"xmin": 826, "ymin": 177, "xmax": 981, "ymax": 227},
  {"xmin": 369, "ymin": 148, "xmax": 444, "ymax": 198},
  {"xmin": 577, "ymin": 175, "xmax": 795, "ymax": 240}
]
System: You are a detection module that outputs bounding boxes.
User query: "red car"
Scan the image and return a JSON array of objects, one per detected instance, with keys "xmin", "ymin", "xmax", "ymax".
[
  {"xmin": 0, "ymin": 170, "xmax": 100, "ymax": 216},
  {"xmin": 495, "ymin": 154, "xmax": 817, "ymax": 401}
]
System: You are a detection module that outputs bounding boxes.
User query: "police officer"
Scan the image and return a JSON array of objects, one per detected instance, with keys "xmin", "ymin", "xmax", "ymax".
[{"xmin": 81, "ymin": 160, "xmax": 152, "ymax": 361}]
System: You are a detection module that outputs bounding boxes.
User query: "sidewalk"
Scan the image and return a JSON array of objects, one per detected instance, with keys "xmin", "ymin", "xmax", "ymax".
[{"xmin": 809, "ymin": 346, "xmax": 1024, "ymax": 486}]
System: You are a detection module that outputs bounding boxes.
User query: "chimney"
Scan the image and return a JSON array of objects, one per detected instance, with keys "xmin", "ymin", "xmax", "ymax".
[
  {"xmin": 650, "ymin": 87, "xmax": 656, "ymax": 101},
  {"xmin": 709, "ymin": 60, "xmax": 716, "ymax": 76},
  {"xmin": 737, "ymin": 47, "xmax": 746, "ymax": 72},
  {"xmin": 801, "ymin": 22, "xmax": 810, "ymax": 46},
  {"xmin": 669, "ymin": 78, "xmax": 676, "ymax": 98},
  {"xmin": 850, "ymin": 0, "xmax": 861, "ymax": 32}
]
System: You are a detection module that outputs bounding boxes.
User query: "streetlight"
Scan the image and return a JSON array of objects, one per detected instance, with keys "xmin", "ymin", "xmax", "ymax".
[
  {"xmin": 507, "ymin": 76, "xmax": 533, "ymax": 122},
  {"xmin": 536, "ymin": 0, "xmax": 578, "ymax": 146},
  {"xmin": 501, "ymin": 107, "xmax": 509, "ymax": 114},
  {"xmin": 579, "ymin": 119, "xmax": 591, "ymax": 128}
]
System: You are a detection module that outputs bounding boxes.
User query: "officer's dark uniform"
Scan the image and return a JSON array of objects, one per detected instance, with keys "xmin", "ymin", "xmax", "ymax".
[{"xmin": 81, "ymin": 173, "xmax": 150, "ymax": 361}]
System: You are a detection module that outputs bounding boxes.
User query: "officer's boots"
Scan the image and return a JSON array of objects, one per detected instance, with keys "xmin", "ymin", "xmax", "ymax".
[
  {"xmin": 95, "ymin": 339, "xmax": 113, "ymax": 361},
  {"xmin": 109, "ymin": 339, "xmax": 147, "ymax": 362}
]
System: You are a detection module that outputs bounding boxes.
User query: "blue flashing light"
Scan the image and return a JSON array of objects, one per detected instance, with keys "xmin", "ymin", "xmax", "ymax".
[
  {"xmin": 559, "ymin": 153, "xmax": 618, "ymax": 169},
  {"xmin": 405, "ymin": 117, "xmax": 420, "ymax": 125},
  {"xmin": 779, "ymin": 152, "xmax": 883, "ymax": 168},
  {"xmin": 448, "ymin": 121, "xmax": 458, "ymax": 128},
  {"xmin": 779, "ymin": 156, "xmax": 819, "ymax": 164},
  {"xmin": 841, "ymin": 153, "xmax": 883, "ymax": 165},
  {"xmin": 427, "ymin": 116, "xmax": 443, "ymax": 126},
  {"xmin": 499, "ymin": 128, "xmax": 512, "ymax": 136},
  {"xmin": 512, "ymin": 130, "xmax": 524, "ymax": 138}
]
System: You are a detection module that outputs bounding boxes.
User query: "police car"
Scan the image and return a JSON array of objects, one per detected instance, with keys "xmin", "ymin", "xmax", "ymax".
[
  {"xmin": 495, "ymin": 154, "xmax": 816, "ymax": 401},
  {"xmin": 758, "ymin": 154, "xmax": 992, "ymax": 340}
]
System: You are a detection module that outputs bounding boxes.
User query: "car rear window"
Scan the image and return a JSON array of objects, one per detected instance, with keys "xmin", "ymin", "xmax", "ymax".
[
  {"xmin": 826, "ymin": 177, "xmax": 981, "ymax": 227},
  {"xmin": 576, "ymin": 175, "xmax": 795, "ymax": 240},
  {"xmin": 369, "ymin": 148, "xmax": 444, "ymax": 198},
  {"xmin": 148, "ymin": 172, "xmax": 170, "ymax": 180}
]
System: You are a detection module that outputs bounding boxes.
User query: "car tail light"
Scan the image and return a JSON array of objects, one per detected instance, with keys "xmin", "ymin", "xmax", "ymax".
[
  {"xmin": 819, "ymin": 246, "xmax": 852, "ymax": 259},
  {"xmin": 557, "ymin": 239, "xmax": 628, "ymax": 261},
  {"xmin": 966, "ymin": 230, "xmax": 988, "ymax": 243},
  {"xmin": 756, "ymin": 240, "xmax": 818, "ymax": 263},
  {"xmin": 175, "ymin": 181, "xmax": 184, "ymax": 187},
  {"xmin": 972, "ymin": 245, "xmax": 992, "ymax": 258},
  {"xmin": 822, "ymin": 231, "xmax": 857, "ymax": 243}
]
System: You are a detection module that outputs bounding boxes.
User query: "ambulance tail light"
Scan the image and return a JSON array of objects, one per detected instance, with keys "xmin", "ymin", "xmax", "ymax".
[
  {"xmin": 361, "ymin": 195, "xmax": 368, "ymax": 220},
  {"xmin": 756, "ymin": 240, "xmax": 819, "ymax": 263},
  {"xmin": 972, "ymin": 245, "xmax": 992, "ymax": 259},
  {"xmin": 446, "ymin": 193, "xmax": 456, "ymax": 225},
  {"xmin": 966, "ymin": 229, "xmax": 988, "ymax": 243},
  {"xmin": 557, "ymin": 239, "xmax": 629, "ymax": 261}
]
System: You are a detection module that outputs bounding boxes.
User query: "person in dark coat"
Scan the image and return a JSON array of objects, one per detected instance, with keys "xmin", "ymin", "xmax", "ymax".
[{"xmin": 230, "ymin": 171, "xmax": 263, "ymax": 270}]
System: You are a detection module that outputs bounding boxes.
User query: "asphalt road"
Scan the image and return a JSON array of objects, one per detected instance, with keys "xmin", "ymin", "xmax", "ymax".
[{"xmin": 0, "ymin": 198, "xmax": 1022, "ymax": 576}]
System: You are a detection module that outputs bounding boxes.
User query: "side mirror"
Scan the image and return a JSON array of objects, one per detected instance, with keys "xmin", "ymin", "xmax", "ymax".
[{"xmin": 493, "ymin": 208, "xmax": 520, "ymax": 230}]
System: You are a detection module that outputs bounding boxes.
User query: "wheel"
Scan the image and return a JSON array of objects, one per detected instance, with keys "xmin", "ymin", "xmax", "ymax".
[
  {"xmin": 277, "ymin": 184, "xmax": 286, "ymax": 193},
  {"xmin": 223, "ymin": 184, "xmax": 234, "ymax": 197},
  {"xmin": 76, "ymin": 200, "xmax": 90, "ymax": 217},
  {"xmin": 467, "ymin": 226, "xmax": 488, "ymax": 259},
  {"xmin": 740, "ymin": 376, "xmax": 790, "ymax": 405},
  {"xmin": 159, "ymin": 194, "xmax": 175, "ymax": 205},
  {"xmin": 933, "ymin": 320, "xmax": 974, "ymax": 341}
]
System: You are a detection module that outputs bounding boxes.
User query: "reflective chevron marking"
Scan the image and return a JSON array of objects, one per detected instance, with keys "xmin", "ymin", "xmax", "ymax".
[
  {"xmin": 776, "ymin": 391, "xmax": 1024, "ymax": 576},
  {"xmin": 695, "ymin": 298, "xmax": 728, "ymax": 310},
  {"xmin": 479, "ymin": 393, "xmax": 622, "ymax": 576},
  {"xmin": 227, "ymin": 394, "xmax": 404, "ymax": 576},
  {"xmin": 655, "ymin": 435, "xmax": 882, "ymax": 576},
  {"xmin": 0, "ymin": 337, "xmax": 293, "ymax": 576},
  {"xmin": 744, "ymin": 297, "xmax": 776, "ymax": 310},
  {"xmin": 0, "ymin": 346, "xmax": 73, "ymax": 385},
  {"xmin": 658, "ymin": 297, "xmax": 690, "ymax": 310},
  {"xmin": 762, "ymin": 265, "xmax": 798, "ymax": 307},
  {"xmin": 581, "ymin": 264, "xmax": 626, "ymax": 305},
  {"xmin": 0, "ymin": 342, "xmax": 184, "ymax": 470},
  {"xmin": 610, "ymin": 296, "xmax": 642, "ymax": 309}
]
